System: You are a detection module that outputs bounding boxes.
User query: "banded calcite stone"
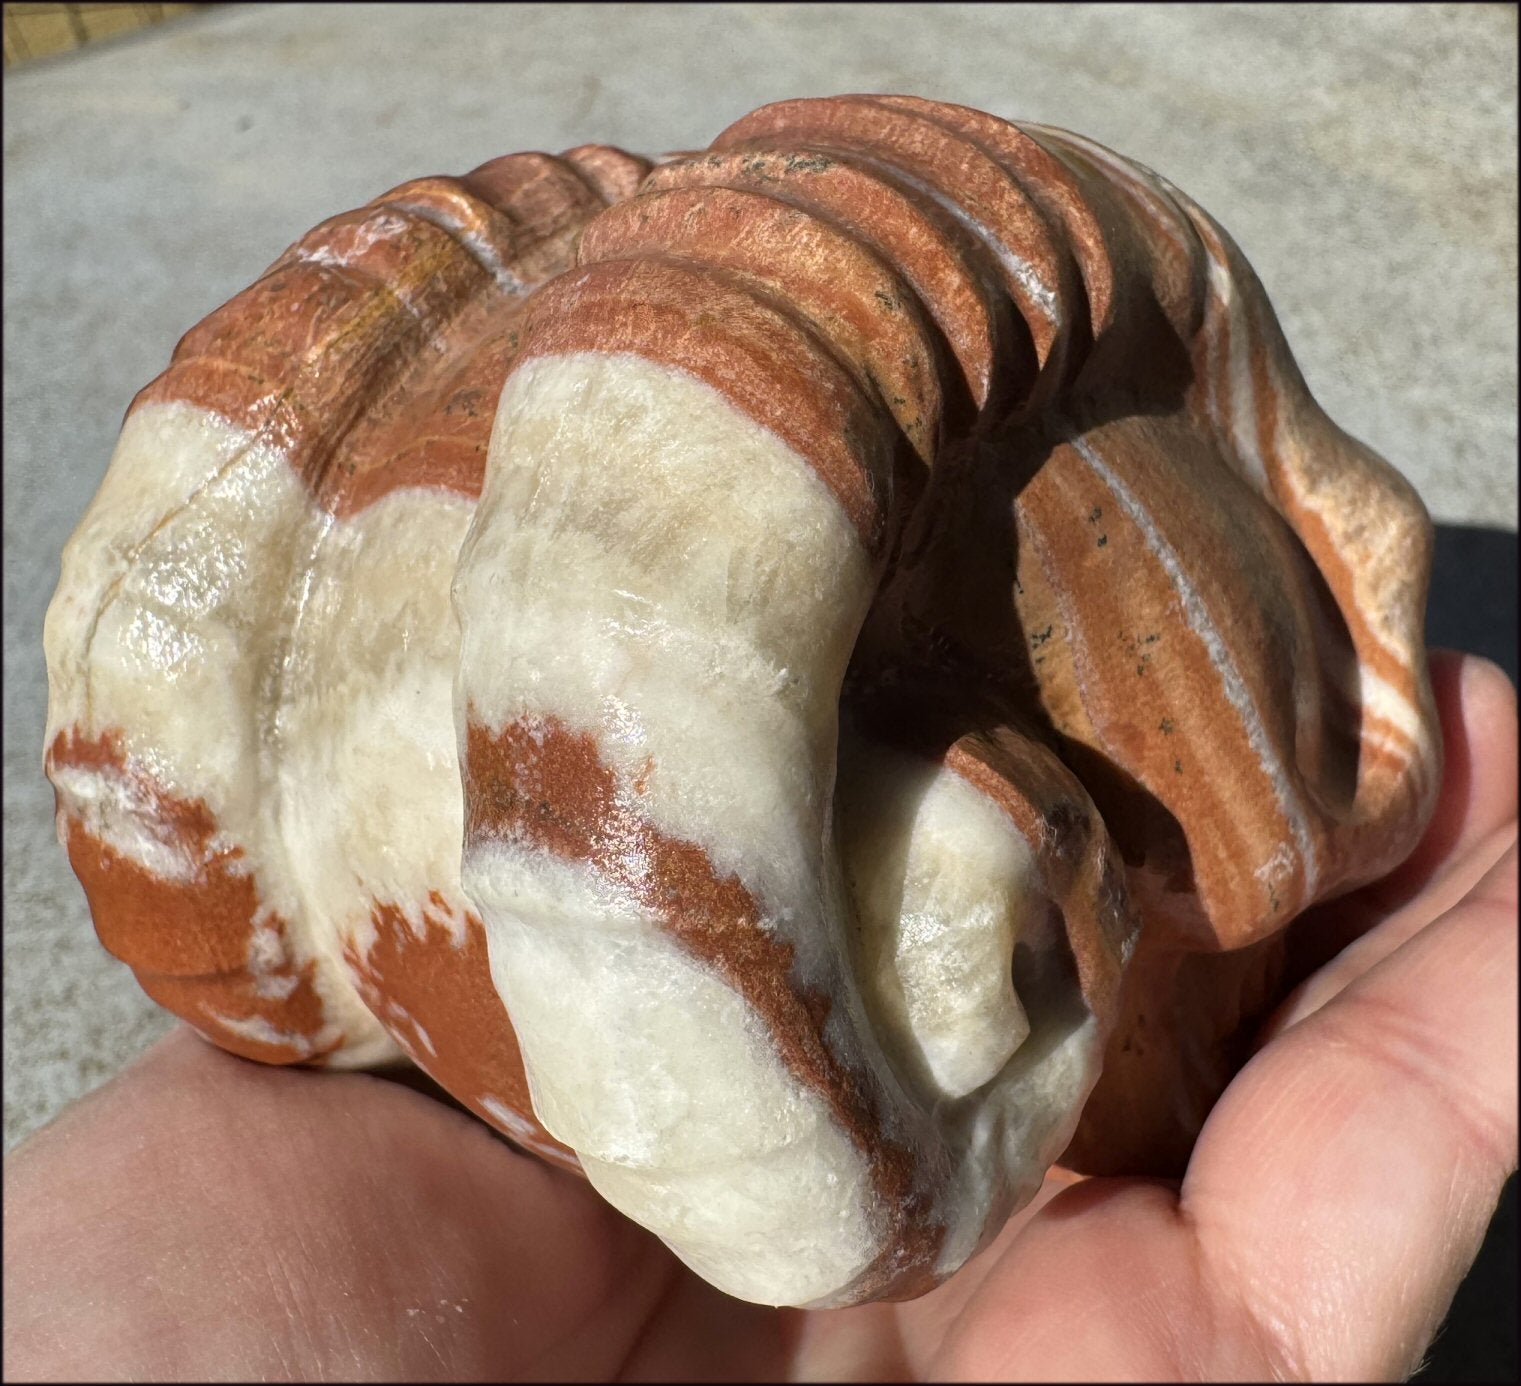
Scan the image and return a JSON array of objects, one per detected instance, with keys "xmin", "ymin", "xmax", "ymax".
[
  {"xmin": 43, "ymin": 143, "xmax": 651, "ymax": 1168},
  {"xmin": 44, "ymin": 96, "xmax": 1438, "ymax": 1311}
]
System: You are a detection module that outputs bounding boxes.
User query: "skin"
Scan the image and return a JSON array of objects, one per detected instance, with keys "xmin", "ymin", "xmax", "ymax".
[{"xmin": 4, "ymin": 649, "xmax": 1515, "ymax": 1383}]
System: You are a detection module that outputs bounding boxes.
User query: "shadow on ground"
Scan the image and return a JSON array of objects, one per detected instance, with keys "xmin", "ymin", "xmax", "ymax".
[{"xmin": 1414, "ymin": 523, "xmax": 1517, "ymax": 1386}]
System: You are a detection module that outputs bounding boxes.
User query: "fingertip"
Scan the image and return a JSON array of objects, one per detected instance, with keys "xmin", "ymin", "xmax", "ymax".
[
  {"xmin": 1428, "ymin": 648, "xmax": 1517, "ymax": 737},
  {"xmin": 1397, "ymin": 651, "xmax": 1518, "ymax": 888},
  {"xmin": 1452, "ymin": 653, "xmax": 1519, "ymax": 822},
  {"xmin": 1457, "ymin": 652, "xmax": 1518, "ymax": 732}
]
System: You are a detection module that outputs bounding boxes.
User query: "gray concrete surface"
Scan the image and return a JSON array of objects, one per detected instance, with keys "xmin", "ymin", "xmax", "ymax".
[{"xmin": 4, "ymin": 2, "xmax": 1516, "ymax": 1153}]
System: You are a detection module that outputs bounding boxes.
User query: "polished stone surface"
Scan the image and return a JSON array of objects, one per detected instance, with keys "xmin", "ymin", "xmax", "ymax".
[{"xmin": 4, "ymin": 0, "xmax": 1514, "ymax": 1170}]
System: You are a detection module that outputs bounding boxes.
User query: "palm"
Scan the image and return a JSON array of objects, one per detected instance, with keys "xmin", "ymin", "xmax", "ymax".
[{"xmin": 6, "ymin": 652, "xmax": 1516, "ymax": 1382}]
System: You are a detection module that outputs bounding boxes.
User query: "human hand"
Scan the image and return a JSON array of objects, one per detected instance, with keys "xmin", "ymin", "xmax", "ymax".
[{"xmin": 4, "ymin": 649, "xmax": 1515, "ymax": 1382}]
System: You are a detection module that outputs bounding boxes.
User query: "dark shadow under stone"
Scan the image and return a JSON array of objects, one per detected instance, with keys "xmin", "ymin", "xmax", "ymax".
[{"xmin": 1412, "ymin": 523, "xmax": 1517, "ymax": 1385}]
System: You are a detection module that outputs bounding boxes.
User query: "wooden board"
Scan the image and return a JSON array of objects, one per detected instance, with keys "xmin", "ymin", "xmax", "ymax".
[{"xmin": 3, "ymin": 3, "xmax": 204, "ymax": 68}]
